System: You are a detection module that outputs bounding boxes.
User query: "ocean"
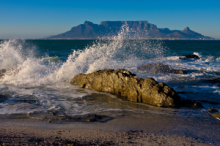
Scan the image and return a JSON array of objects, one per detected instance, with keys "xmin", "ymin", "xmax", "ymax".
[{"xmin": 0, "ymin": 30, "xmax": 220, "ymax": 122}]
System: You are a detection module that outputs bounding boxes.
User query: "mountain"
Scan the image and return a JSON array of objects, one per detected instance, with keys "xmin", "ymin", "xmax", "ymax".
[{"xmin": 48, "ymin": 21, "xmax": 213, "ymax": 40}]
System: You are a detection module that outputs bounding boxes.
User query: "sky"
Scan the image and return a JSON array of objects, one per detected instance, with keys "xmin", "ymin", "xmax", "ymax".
[{"xmin": 0, "ymin": 0, "xmax": 220, "ymax": 39}]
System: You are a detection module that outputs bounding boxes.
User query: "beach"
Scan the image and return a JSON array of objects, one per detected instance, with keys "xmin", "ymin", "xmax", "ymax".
[{"xmin": 0, "ymin": 111, "xmax": 219, "ymax": 145}]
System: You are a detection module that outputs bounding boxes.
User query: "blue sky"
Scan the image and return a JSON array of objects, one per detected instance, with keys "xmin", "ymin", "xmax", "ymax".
[{"xmin": 0, "ymin": 0, "xmax": 220, "ymax": 39}]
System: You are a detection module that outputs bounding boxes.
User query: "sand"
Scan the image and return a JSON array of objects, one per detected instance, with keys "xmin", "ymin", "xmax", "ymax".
[{"xmin": 0, "ymin": 112, "xmax": 219, "ymax": 145}]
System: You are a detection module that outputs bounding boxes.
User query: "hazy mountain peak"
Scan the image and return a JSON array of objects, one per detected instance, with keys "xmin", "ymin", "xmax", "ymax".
[
  {"xmin": 183, "ymin": 27, "xmax": 190, "ymax": 31},
  {"xmin": 84, "ymin": 21, "xmax": 95, "ymax": 26}
]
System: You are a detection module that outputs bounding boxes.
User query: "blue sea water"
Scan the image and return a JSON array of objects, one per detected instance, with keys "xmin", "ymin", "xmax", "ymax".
[{"xmin": 0, "ymin": 31, "xmax": 220, "ymax": 121}]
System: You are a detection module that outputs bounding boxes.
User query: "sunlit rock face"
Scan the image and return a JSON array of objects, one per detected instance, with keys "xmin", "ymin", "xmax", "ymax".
[{"xmin": 70, "ymin": 69, "xmax": 182, "ymax": 107}]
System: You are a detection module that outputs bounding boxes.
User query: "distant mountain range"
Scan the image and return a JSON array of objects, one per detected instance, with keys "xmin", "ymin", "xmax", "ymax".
[{"xmin": 47, "ymin": 21, "xmax": 213, "ymax": 40}]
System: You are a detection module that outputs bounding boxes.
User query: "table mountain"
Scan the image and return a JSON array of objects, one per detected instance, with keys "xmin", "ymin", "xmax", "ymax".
[{"xmin": 48, "ymin": 21, "xmax": 213, "ymax": 40}]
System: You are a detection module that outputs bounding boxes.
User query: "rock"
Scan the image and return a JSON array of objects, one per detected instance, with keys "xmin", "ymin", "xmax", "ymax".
[
  {"xmin": 204, "ymin": 78, "xmax": 220, "ymax": 88},
  {"xmin": 62, "ymin": 114, "xmax": 112, "ymax": 122},
  {"xmin": 181, "ymin": 99, "xmax": 204, "ymax": 108},
  {"xmin": 70, "ymin": 69, "xmax": 182, "ymax": 107},
  {"xmin": 137, "ymin": 63, "xmax": 170, "ymax": 74},
  {"xmin": 0, "ymin": 69, "xmax": 6, "ymax": 78},
  {"xmin": 209, "ymin": 112, "xmax": 220, "ymax": 118},
  {"xmin": 177, "ymin": 92, "xmax": 186, "ymax": 94},
  {"xmin": 205, "ymin": 78, "xmax": 220, "ymax": 84},
  {"xmin": 208, "ymin": 108, "xmax": 218, "ymax": 113},
  {"xmin": 0, "ymin": 94, "xmax": 8, "ymax": 102},
  {"xmin": 137, "ymin": 63, "xmax": 187, "ymax": 74},
  {"xmin": 0, "ymin": 68, "xmax": 20, "ymax": 79},
  {"xmin": 39, "ymin": 113, "xmax": 112, "ymax": 123},
  {"xmin": 179, "ymin": 55, "xmax": 200, "ymax": 59},
  {"xmin": 73, "ymin": 114, "xmax": 111, "ymax": 122},
  {"xmin": 201, "ymin": 100, "xmax": 219, "ymax": 105},
  {"xmin": 170, "ymin": 70, "xmax": 187, "ymax": 74}
]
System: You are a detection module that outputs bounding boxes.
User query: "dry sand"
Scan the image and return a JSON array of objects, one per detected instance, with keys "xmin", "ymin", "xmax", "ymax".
[{"xmin": 0, "ymin": 112, "xmax": 219, "ymax": 145}]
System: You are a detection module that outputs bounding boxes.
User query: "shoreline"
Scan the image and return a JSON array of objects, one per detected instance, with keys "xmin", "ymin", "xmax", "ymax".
[{"xmin": 0, "ymin": 112, "xmax": 219, "ymax": 145}]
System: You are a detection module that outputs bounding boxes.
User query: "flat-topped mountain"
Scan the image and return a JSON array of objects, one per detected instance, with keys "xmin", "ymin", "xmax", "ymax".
[{"xmin": 48, "ymin": 21, "xmax": 213, "ymax": 40}]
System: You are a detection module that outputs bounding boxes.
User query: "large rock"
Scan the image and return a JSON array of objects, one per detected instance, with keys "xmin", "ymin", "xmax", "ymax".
[
  {"xmin": 137, "ymin": 63, "xmax": 187, "ymax": 74},
  {"xmin": 70, "ymin": 69, "xmax": 182, "ymax": 107}
]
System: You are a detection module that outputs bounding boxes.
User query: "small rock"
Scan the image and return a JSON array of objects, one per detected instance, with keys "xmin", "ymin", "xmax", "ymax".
[
  {"xmin": 205, "ymin": 78, "xmax": 220, "ymax": 84},
  {"xmin": 179, "ymin": 55, "xmax": 200, "ymax": 59},
  {"xmin": 170, "ymin": 70, "xmax": 187, "ymax": 74},
  {"xmin": 137, "ymin": 63, "xmax": 187, "ymax": 74},
  {"xmin": 182, "ymin": 99, "xmax": 204, "ymax": 108},
  {"xmin": 0, "ymin": 69, "xmax": 6, "ymax": 79},
  {"xmin": 209, "ymin": 112, "xmax": 220, "ymax": 118},
  {"xmin": 208, "ymin": 108, "xmax": 218, "ymax": 113}
]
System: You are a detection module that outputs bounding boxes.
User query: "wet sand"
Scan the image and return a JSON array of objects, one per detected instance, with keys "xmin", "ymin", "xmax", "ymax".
[{"xmin": 0, "ymin": 112, "xmax": 219, "ymax": 145}]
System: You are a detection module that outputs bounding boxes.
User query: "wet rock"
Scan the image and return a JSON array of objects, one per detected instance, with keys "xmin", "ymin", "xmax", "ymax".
[
  {"xmin": 179, "ymin": 55, "xmax": 200, "ymax": 59},
  {"xmin": 182, "ymin": 99, "xmax": 204, "ymax": 108},
  {"xmin": 203, "ymin": 78, "xmax": 220, "ymax": 88},
  {"xmin": 0, "ymin": 68, "xmax": 20, "ymax": 79},
  {"xmin": 208, "ymin": 108, "xmax": 219, "ymax": 113},
  {"xmin": 69, "ymin": 114, "xmax": 112, "ymax": 122},
  {"xmin": 70, "ymin": 69, "xmax": 182, "ymax": 107},
  {"xmin": 205, "ymin": 78, "xmax": 220, "ymax": 84},
  {"xmin": 170, "ymin": 70, "xmax": 187, "ymax": 74},
  {"xmin": 177, "ymin": 92, "xmax": 186, "ymax": 94},
  {"xmin": 0, "ymin": 69, "xmax": 6, "ymax": 79},
  {"xmin": 209, "ymin": 112, "xmax": 220, "ymax": 119},
  {"xmin": 137, "ymin": 63, "xmax": 170, "ymax": 74},
  {"xmin": 41, "ymin": 114, "xmax": 113, "ymax": 123},
  {"xmin": 0, "ymin": 94, "xmax": 8, "ymax": 102},
  {"xmin": 201, "ymin": 100, "xmax": 219, "ymax": 105},
  {"xmin": 137, "ymin": 63, "xmax": 187, "ymax": 74}
]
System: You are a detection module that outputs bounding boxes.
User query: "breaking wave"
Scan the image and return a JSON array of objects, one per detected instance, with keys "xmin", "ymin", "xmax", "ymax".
[{"xmin": 0, "ymin": 25, "xmax": 167, "ymax": 86}]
